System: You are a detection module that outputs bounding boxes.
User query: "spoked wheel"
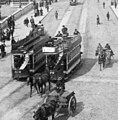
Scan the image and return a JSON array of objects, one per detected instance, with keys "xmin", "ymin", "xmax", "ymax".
[{"xmin": 68, "ymin": 96, "xmax": 76, "ymax": 116}]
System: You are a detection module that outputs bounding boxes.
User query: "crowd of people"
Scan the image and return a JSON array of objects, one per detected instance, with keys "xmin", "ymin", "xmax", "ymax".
[
  {"xmin": 0, "ymin": 15, "xmax": 16, "ymax": 58},
  {"xmin": 56, "ymin": 25, "xmax": 80, "ymax": 37}
]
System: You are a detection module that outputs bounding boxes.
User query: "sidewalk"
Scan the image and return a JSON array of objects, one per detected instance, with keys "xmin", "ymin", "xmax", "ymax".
[
  {"xmin": 110, "ymin": 5, "xmax": 118, "ymax": 19},
  {"xmin": 5, "ymin": 6, "xmax": 53, "ymax": 54}
]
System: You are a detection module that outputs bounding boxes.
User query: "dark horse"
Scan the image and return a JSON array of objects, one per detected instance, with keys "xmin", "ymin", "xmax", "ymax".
[
  {"xmin": 27, "ymin": 75, "xmax": 39, "ymax": 97},
  {"xmin": 95, "ymin": 44, "xmax": 106, "ymax": 71},
  {"xmin": 33, "ymin": 96, "xmax": 58, "ymax": 120},
  {"xmin": 33, "ymin": 67, "xmax": 51, "ymax": 97}
]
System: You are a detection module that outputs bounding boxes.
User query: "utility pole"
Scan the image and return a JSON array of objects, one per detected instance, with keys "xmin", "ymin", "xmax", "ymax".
[{"xmin": 19, "ymin": 0, "xmax": 21, "ymax": 8}]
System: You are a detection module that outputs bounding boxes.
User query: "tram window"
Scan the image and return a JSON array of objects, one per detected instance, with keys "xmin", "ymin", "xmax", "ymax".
[{"xmin": 14, "ymin": 54, "xmax": 25, "ymax": 69}]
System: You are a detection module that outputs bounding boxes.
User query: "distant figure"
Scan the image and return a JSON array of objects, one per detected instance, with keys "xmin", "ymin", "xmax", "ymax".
[
  {"xmin": 6, "ymin": 28, "xmax": 10, "ymax": 40},
  {"xmin": 24, "ymin": 17, "xmax": 29, "ymax": 27},
  {"xmin": 46, "ymin": 5, "xmax": 49, "ymax": 12},
  {"xmin": 105, "ymin": 43, "xmax": 114, "ymax": 56},
  {"xmin": 30, "ymin": 16, "xmax": 35, "ymax": 28},
  {"xmin": 40, "ymin": 8, "xmax": 43, "ymax": 16},
  {"xmin": 37, "ymin": 21, "xmax": 42, "ymax": 29},
  {"xmin": 73, "ymin": 29, "xmax": 80, "ymax": 35},
  {"xmin": 0, "ymin": 43, "xmax": 6, "ymax": 58},
  {"xmin": 56, "ymin": 31, "xmax": 62, "ymax": 37},
  {"xmin": 97, "ymin": 0, "xmax": 99, "ymax": 3},
  {"xmin": 106, "ymin": 12, "xmax": 110, "ymax": 21},
  {"xmin": 10, "ymin": 27, "xmax": 14, "ymax": 38},
  {"xmin": 115, "ymin": 1, "xmax": 117, "ymax": 8},
  {"xmin": 103, "ymin": 2, "xmax": 105, "ymax": 8},
  {"xmin": 55, "ymin": 11, "xmax": 58, "ymax": 19},
  {"xmin": 97, "ymin": 15, "xmax": 100, "ymax": 25},
  {"xmin": 62, "ymin": 25, "xmax": 68, "ymax": 34}
]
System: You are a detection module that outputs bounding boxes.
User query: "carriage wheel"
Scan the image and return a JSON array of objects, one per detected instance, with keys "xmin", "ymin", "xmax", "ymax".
[{"xmin": 68, "ymin": 95, "xmax": 76, "ymax": 116}]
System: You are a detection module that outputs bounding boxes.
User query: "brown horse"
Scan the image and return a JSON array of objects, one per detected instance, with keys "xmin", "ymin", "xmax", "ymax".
[
  {"xmin": 33, "ymin": 96, "xmax": 58, "ymax": 120},
  {"xmin": 95, "ymin": 44, "xmax": 106, "ymax": 71},
  {"xmin": 33, "ymin": 67, "xmax": 51, "ymax": 97},
  {"xmin": 27, "ymin": 75, "xmax": 39, "ymax": 97}
]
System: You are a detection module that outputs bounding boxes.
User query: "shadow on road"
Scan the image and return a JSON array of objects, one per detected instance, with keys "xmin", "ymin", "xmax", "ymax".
[
  {"xmin": 104, "ymin": 58, "xmax": 118, "ymax": 68},
  {"xmin": 55, "ymin": 101, "xmax": 84, "ymax": 120},
  {"xmin": 70, "ymin": 58, "xmax": 97, "ymax": 79}
]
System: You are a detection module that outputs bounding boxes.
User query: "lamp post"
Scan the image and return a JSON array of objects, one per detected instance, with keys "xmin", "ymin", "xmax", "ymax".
[{"xmin": 19, "ymin": 0, "xmax": 21, "ymax": 8}]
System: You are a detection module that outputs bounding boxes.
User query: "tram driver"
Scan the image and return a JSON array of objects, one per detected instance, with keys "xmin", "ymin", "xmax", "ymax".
[{"xmin": 56, "ymin": 77, "xmax": 65, "ymax": 95}]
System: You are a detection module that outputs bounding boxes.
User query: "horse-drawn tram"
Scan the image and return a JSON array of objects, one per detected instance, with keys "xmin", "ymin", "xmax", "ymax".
[
  {"xmin": 11, "ymin": 28, "xmax": 49, "ymax": 79},
  {"xmin": 42, "ymin": 34, "xmax": 82, "ymax": 82}
]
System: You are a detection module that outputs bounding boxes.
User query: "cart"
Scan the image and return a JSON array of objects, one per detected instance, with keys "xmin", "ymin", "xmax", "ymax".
[{"xmin": 44, "ymin": 90, "xmax": 77, "ymax": 115}]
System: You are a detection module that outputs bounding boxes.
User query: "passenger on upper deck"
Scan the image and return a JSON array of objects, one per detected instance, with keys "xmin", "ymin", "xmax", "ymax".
[
  {"xmin": 62, "ymin": 25, "xmax": 68, "ymax": 35},
  {"xmin": 56, "ymin": 31, "xmax": 62, "ymax": 37},
  {"xmin": 73, "ymin": 29, "xmax": 80, "ymax": 35}
]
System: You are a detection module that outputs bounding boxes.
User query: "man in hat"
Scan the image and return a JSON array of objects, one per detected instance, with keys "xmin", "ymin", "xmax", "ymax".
[
  {"xmin": 73, "ymin": 29, "xmax": 80, "ymax": 35},
  {"xmin": 56, "ymin": 31, "xmax": 62, "ymax": 37},
  {"xmin": 56, "ymin": 77, "xmax": 65, "ymax": 95}
]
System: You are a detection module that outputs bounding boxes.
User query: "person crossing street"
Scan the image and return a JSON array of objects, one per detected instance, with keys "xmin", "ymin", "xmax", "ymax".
[
  {"xmin": 103, "ymin": 2, "xmax": 105, "ymax": 9},
  {"xmin": 106, "ymin": 12, "xmax": 110, "ymax": 21},
  {"xmin": 97, "ymin": 15, "xmax": 100, "ymax": 25},
  {"xmin": 55, "ymin": 11, "xmax": 58, "ymax": 19}
]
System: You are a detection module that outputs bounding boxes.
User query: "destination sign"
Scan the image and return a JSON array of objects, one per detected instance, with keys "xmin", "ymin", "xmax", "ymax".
[{"xmin": 42, "ymin": 47, "xmax": 56, "ymax": 53}]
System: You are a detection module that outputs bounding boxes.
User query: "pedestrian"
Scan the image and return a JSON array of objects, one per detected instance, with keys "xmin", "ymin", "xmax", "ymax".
[
  {"xmin": 11, "ymin": 16, "xmax": 15, "ymax": 30},
  {"xmin": 10, "ymin": 27, "xmax": 14, "ymax": 38},
  {"xmin": 103, "ymin": 2, "xmax": 105, "ymax": 8},
  {"xmin": 46, "ymin": 5, "xmax": 49, "ymax": 12},
  {"xmin": 97, "ymin": 15, "xmax": 100, "ymax": 25},
  {"xmin": 97, "ymin": 0, "xmax": 99, "ymax": 3},
  {"xmin": 6, "ymin": 28, "xmax": 10, "ymax": 40},
  {"xmin": 30, "ymin": 16, "xmax": 35, "ymax": 28},
  {"xmin": 40, "ymin": 8, "xmax": 43, "ymax": 16},
  {"xmin": 55, "ymin": 11, "xmax": 58, "ymax": 19},
  {"xmin": 73, "ymin": 29, "xmax": 80, "ymax": 35},
  {"xmin": 24, "ymin": 17, "xmax": 29, "ymax": 27},
  {"xmin": 56, "ymin": 31, "xmax": 62, "ymax": 37},
  {"xmin": 1, "ymin": 42, "xmax": 6, "ymax": 58},
  {"xmin": 7, "ymin": 17, "xmax": 12, "ymax": 30},
  {"xmin": 106, "ymin": 12, "xmax": 110, "ymax": 21}
]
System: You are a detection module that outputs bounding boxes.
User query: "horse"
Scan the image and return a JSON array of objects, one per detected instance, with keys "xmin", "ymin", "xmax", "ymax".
[
  {"xmin": 27, "ymin": 75, "xmax": 39, "ymax": 97},
  {"xmin": 33, "ymin": 96, "xmax": 58, "ymax": 120},
  {"xmin": 95, "ymin": 44, "xmax": 106, "ymax": 71},
  {"xmin": 33, "ymin": 67, "xmax": 51, "ymax": 97},
  {"xmin": 105, "ymin": 49, "xmax": 112, "ymax": 64}
]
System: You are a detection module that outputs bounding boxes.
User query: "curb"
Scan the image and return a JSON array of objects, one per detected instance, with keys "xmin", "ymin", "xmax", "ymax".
[
  {"xmin": 41, "ymin": 7, "xmax": 53, "ymax": 22},
  {"xmin": 110, "ymin": 5, "xmax": 118, "ymax": 19}
]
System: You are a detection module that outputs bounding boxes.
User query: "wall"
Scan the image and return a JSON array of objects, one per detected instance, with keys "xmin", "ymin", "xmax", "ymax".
[{"xmin": 0, "ymin": 2, "xmax": 33, "ymax": 29}]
